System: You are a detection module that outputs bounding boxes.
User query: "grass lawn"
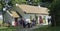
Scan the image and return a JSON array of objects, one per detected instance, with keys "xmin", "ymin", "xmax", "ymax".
[
  {"xmin": 0, "ymin": 26, "xmax": 21, "ymax": 31},
  {"xmin": 0, "ymin": 20, "xmax": 20, "ymax": 31},
  {"xmin": 33, "ymin": 26, "xmax": 60, "ymax": 31},
  {"xmin": 0, "ymin": 20, "xmax": 22, "ymax": 31},
  {"xmin": 0, "ymin": 20, "xmax": 3, "ymax": 24}
]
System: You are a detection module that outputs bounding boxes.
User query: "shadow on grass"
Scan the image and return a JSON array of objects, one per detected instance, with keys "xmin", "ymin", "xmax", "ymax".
[{"xmin": 33, "ymin": 25, "xmax": 60, "ymax": 31}]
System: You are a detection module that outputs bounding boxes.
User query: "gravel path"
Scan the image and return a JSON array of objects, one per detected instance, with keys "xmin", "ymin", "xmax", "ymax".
[{"xmin": 15, "ymin": 25, "xmax": 44, "ymax": 31}]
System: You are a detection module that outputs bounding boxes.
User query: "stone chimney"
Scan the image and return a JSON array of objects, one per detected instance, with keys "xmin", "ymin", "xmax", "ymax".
[{"xmin": 38, "ymin": 4, "xmax": 41, "ymax": 8}]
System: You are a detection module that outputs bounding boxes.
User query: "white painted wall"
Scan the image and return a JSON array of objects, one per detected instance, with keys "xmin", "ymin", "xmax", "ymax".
[
  {"xmin": 23, "ymin": 14, "xmax": 35, "ymax": 21},
  {"xmin": 0, "ymin": 14, "xmax": 3, "ymax": 24},
  {"xmin": 23, "ymin": 14, "xmax": 49, "ymax": 25},
  {"xmin": 0, "ymin": 15, "xmax": 3, "ymax": 20},
  {"xmin": 37, "ymin": 14, "xmax": 49, "ymax": 25}
]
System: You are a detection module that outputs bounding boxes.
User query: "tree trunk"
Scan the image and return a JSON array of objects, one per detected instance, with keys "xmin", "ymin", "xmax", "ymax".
[
  {"xmin": 51, "ymin": 14, "xmax": 56, "ymax": 26},
  {"xmin": 51, "ymin": 16, "xmax": 55, "ymax": 26},
  {"xmin": 55, "ymin": 16, "xmax": 60, "ymax": 26}
]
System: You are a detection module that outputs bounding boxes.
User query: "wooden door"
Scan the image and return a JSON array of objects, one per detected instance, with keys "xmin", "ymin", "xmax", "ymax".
[
  {"xmin": 15, "ymin": 18, "xmax": 18, "ymax": 26},
  {"xmin": 39, "ymin": 16, "xmax": 43, "ymax": 24}
]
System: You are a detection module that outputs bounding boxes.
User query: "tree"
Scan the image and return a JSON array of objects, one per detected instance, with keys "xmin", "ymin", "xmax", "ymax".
[
  {"xmin": 49, "ymin": 0, "xmax": 60, "ymax": 26},
  {"xmin": 41, "ymin": 0, "xmax": 53, "ymax": 3},
  {"xmin": 0, "ymin": 0, "xmax": 17, "ymax": 24},
  {"xmin": 32, "ymin": 0, "xmax": 40, "ymax": 6},
  {"xmin": 26, "ymin": 0, "xmax": 40, "ymax": 6}
]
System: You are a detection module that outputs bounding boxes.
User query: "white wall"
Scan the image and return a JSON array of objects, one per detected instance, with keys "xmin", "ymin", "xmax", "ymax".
[
  {"xmin": 0, "ymin": 14, "xmax": 3, "ymax": 24},
  {"xmin": 23, "ymin": 14, "xmax": 35, "ymax": 21},
  {"xmin": 0, "ymin": 15, "xmax": 3, "ymax": 20},
  {"xmin": 23, "ymin": 14, "xmax": 49, "ymax": 25},
  {"xmin": 4, "ymin": 11, "xmax": 14, "ymax": 24},
  {"xmin": 37, "ymin": 14, "xmax": 49, "ymax": 25}
]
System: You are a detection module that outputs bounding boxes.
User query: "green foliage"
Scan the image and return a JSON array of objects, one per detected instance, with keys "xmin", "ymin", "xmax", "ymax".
[
  {"xmin": 49, "ymin": 0, "xmax": 60, "ymax": 17},
  {"xmin": 0, "ymin": 0, "xmax": 4, "ymax": 11},
  {"xmin": 22, "ymin": 0, "xmax": 27, "ymax": 3},
  {"xmin": 0, "ymin": 4, "xmax": 2, "ymax": 10},
  {"xmin": 49, "ymin": 0, "xmax": 60, "ymax": 26},
  {"xmin": 32, "ymin": 0, "xmax": 40, "ymax": 6},
  {"xmin": 41, "ymin": 0, "xmax": 53, "ymax": 2}
]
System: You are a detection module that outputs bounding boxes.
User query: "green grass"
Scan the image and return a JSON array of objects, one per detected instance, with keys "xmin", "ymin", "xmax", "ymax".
[
  {"xmin": 0, "ymin": 25, "xmax": 60, "ymax": 31},
  {"xmin": 0, "ymin": 26, "xmax": 21, "ymax": 31},
  {"xmin": 0, "ymin": 20, "xmax": 21, "ymax": 31},
  {"xmin": 0, "ymin": 20, "xmax": 3, "ymax": 24},
  {"xmin": 33, "ymin": 26, "xmax": 60, "ymax": 31}
]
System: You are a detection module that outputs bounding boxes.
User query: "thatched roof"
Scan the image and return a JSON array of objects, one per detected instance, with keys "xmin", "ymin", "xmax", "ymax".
[
  {"xmin": 7, "ymin": 9, "xmax": 19, "ymax": 18},
  {"xmin": 16, "ymin": 4, "xmax": 49, "ymax": 14}
]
